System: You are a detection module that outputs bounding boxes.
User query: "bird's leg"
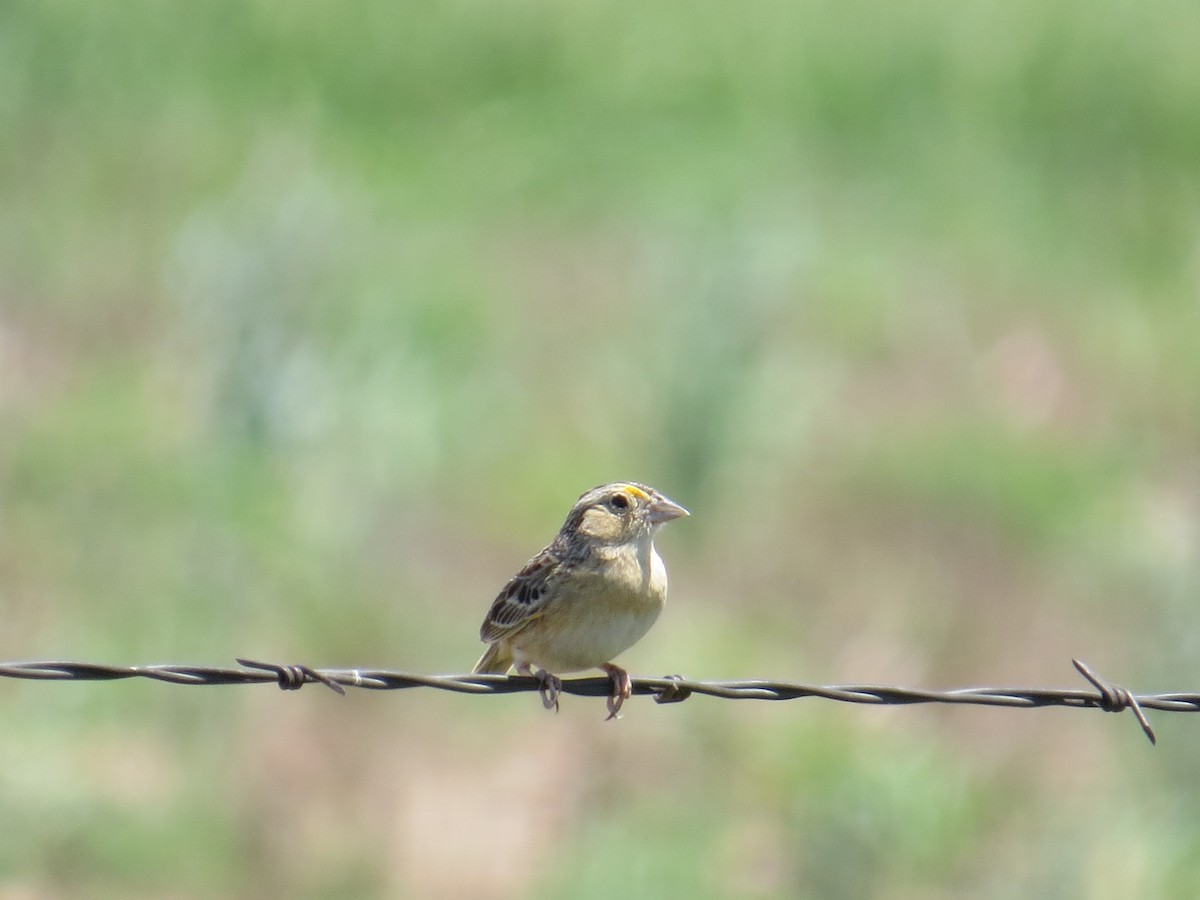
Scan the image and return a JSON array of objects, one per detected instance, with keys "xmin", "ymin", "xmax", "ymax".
[
  {"xmin": 517, "ymin": 661, "xmax": 561, "ymax": 712},
  {"xmin": 600, "ymin": 663, "xmax": 632, "ymax": 720}
]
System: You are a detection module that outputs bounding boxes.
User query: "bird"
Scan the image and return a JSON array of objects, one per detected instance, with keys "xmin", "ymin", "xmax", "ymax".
[{"xmin": 472, "ymin": 482, "xmax": 689, "ymax": 719}]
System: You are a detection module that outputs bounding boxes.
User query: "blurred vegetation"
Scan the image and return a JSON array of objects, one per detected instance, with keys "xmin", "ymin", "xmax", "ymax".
[{"xmin": 2, "ymin": 1, "xmax": 1199, "ymax": 897}]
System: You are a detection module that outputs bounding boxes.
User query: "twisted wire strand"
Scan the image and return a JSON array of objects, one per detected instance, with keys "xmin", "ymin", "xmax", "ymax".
[{"xmin": 0, "ymin": 657, "xmax": 1186, "ymax": 744}]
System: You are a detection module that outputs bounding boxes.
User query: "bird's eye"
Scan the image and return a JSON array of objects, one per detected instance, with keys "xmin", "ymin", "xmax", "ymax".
[{"xmin": 609, "ymin": 493, "xmax": 630, "ymax": 511}]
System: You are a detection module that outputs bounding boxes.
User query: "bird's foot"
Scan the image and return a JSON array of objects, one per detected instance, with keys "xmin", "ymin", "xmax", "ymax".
[
  {"xmin": 600, "ymin": 663, "xmax": 632, "ymax": 720},
  {"xmin": 542, "ymin": 672, "xmax": 564, "ymax": 715},
  {"xmin": 511, "ymin": 662, "xmax": 556, "ymax": 710},
  {"xmin": 539, "ymin": 670, "xmax": 563, "ymax": 712},
  {"xmin": 517, "ymin": 662, "xmax": 562, "ymax": 712}
]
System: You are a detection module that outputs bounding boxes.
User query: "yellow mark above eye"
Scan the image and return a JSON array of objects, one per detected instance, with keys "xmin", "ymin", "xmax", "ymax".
[{"xmin": 622, "ymin": 485, "xmax": 650, "ymax": 501}]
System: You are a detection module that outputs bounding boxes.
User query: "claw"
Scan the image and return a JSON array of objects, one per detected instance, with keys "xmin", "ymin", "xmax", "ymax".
[
  {"xmin": 517, "ymin": 662, "xmax": 561, "ymax": 712},
  {"xmin": 600, "ymin": 663, "xmax": 631, "ymax": 720},
  {"xmin": 538, "ymin": 671, "xmax": 562, "ymax": 712}
]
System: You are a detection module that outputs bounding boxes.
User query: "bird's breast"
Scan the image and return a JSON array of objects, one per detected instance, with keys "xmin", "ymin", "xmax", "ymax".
[{"xmin": 506, "ymin": 544, "xmax": 668, "ymax": 673}]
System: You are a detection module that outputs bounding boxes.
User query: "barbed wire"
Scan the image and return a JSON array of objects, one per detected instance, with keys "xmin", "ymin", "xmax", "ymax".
[{"xmin": 0, "ymin": 657, "xmax": 1187, "ymax": 744}]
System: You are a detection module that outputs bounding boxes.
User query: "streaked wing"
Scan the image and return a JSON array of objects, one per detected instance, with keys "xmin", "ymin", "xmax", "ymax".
[{"xmin": 479, "ymin": 547, "xmax": 565, "ymax": 642}]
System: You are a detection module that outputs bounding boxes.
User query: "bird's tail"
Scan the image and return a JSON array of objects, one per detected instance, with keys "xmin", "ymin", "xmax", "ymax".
[{"xmin": 472, "ymin": 642, "xmax": 513, "ymax": 675}]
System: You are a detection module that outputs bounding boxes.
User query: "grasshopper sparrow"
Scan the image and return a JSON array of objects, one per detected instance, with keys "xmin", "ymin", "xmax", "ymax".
[{"xmin": 472, "ymin": 482, "xmax": 689, "ymax": 719}]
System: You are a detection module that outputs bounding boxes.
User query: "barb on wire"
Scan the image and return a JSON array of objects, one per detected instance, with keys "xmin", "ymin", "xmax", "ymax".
[{"xmin": 0, "ymin": 657, "xmax": 1189, "ymax": 745}]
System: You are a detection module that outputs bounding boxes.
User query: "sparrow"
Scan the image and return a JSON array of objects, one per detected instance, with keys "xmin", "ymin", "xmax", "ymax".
[{"xmin": 473, "ymin": 482, "xmax": 689, "ymax": 719}]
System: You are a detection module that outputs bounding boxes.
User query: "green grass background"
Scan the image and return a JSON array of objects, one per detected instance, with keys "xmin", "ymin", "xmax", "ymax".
[{"xmin": 2, "ymin": 2, "xmax": 1199, "ymax": 897}]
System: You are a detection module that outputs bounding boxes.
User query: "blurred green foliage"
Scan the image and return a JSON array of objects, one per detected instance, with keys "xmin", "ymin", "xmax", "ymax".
[{"xmin": 2, "ymin": 2, "xmax": 1199, "ymax": 897}]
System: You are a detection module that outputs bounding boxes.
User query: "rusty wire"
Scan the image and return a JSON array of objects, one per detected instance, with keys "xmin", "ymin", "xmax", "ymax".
[{"xmin": 0, "ymin": 657, "xmax": 1186, "ymax": 744}]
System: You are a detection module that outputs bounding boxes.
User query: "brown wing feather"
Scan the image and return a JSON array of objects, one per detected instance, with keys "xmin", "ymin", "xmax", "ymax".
[{"xmin": 479, "ymin": 547, "xmax": 566, "ymax": 642}]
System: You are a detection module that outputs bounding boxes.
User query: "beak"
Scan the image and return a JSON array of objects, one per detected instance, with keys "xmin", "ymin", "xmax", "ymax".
[{"xmin": 646, "ymin": 494, "xmax": 690, "ymax": 525}]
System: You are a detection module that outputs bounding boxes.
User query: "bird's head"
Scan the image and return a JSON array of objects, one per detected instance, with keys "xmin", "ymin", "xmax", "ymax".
[{"xmin": 563, "ymin": 482, "xmax": 689, "ymax": 546}]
